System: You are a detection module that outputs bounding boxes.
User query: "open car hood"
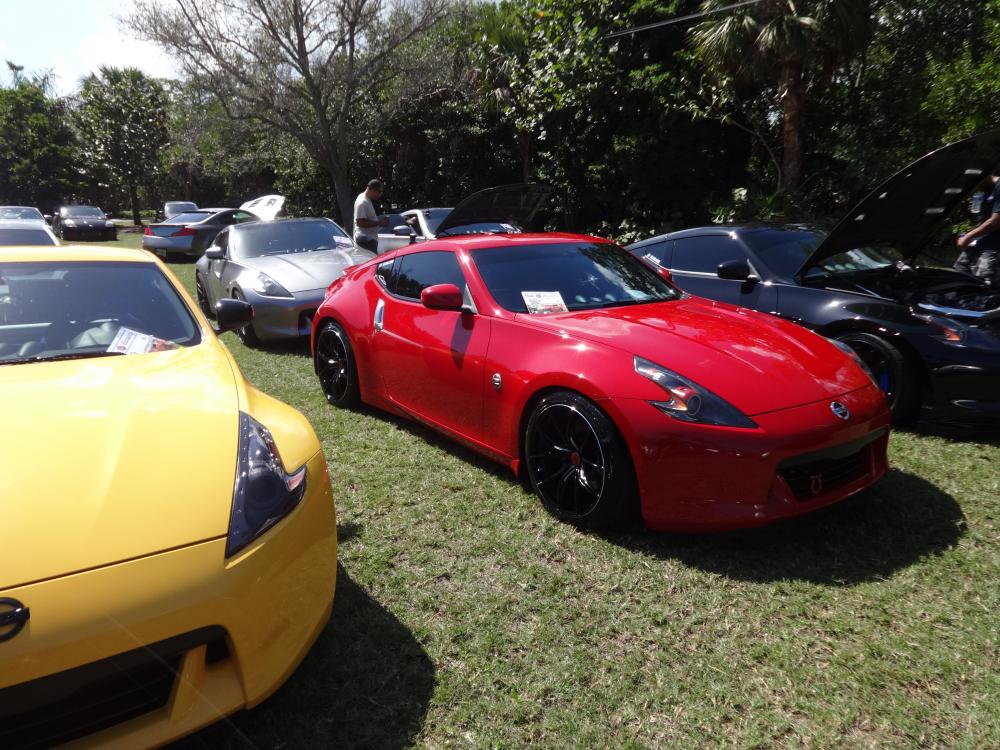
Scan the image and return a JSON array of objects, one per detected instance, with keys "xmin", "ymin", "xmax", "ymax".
[
  {"xmin": 240, "ymin": 194, "xmax": 286, "ymax": 221},
  {"xmin": 434, "ymin": 183, "xmax": 550, "ymax": 237},
  {"xmin": 799, "ymin": 131, "xmax": 1000, "ymax": 276}
]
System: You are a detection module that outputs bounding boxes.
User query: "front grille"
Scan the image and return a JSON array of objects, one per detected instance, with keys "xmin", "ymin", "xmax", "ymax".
[
  {"xmin": 0, "ymin": 626, "xmax": 227, "ymax": 750},
  {"xmin": 777, "ymin": 429, "xmax": 884, "ymax": 500}
]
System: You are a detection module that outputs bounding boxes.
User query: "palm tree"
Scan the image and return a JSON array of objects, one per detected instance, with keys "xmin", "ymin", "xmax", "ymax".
[{"xmin": 691, "ymin": 0, "xmax": 871, "ymax": 191}]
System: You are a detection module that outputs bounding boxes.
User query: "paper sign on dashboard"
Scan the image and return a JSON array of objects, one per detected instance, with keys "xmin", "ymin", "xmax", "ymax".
[
  {"xmin": 521, "ymin": 291, "xmax": 568, "ymax": 315},
  {"xmin": 107, "ymin": 327, "xmax": 178, "ymax": 354}
]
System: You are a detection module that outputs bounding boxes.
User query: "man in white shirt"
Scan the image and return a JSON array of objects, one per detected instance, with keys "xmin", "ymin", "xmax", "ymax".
[{"xmin": 353, "ymin": 179, "xmax": 388, "ymax": 253}]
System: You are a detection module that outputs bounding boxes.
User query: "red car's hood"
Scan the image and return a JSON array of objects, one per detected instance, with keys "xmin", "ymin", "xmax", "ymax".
[{"xmin": 516, "ymin": 297, "xmax": 871, "ymax": 416}]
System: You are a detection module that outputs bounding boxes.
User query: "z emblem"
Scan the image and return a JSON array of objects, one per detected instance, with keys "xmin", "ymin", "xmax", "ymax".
[{"xmin": 810, "ymin": 474, "xmax": 824, "ymax": 496}]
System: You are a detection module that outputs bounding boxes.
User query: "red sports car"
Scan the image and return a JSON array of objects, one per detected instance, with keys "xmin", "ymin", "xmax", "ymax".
[{"xmin": 311, "ymin": 187, "xmax": 891, "ymax": 531}]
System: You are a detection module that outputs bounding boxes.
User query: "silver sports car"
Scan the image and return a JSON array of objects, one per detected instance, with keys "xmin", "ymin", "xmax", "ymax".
[{"xmin": 194, "ymin": 217, "xmax": 373, "ymax": 344}]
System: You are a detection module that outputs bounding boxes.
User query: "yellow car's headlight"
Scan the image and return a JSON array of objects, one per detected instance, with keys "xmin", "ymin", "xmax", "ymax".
[{"xmin": 226, "ymin": 412, "xmax": 307, "ymax": 557}]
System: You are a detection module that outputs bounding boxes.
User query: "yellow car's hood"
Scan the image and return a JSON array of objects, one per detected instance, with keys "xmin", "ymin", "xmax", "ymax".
[{"xmin": 0, "ymin": 343, "xmax": 239, "ymax": 590}]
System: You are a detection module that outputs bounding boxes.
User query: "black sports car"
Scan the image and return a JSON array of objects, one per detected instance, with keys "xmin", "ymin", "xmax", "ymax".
[
  {"xmin": 51, "ymin": 205, "xmax": 117, "ymax": 241},
  {"xmin": 628, "ymin": 131, "xmax": 1000, "ymax": 428}
]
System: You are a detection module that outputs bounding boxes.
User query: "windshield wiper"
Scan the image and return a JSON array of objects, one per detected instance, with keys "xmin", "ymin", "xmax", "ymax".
[{"xmin": 0, "ymin": 350, "xmax": 126, "ymax": 366}]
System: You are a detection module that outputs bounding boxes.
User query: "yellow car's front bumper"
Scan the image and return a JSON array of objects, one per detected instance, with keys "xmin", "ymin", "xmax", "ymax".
[{"xmin": 0, "ymin": 450, "xmax": 336, "ymax": 750}]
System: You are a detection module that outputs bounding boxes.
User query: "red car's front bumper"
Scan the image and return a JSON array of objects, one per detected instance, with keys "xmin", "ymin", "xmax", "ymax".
[{"xmin": 605, "ymin": 384, "xmax": 891, "ymax": 532}]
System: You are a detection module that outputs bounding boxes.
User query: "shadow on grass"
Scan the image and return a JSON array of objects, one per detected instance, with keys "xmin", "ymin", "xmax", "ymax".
[
  {"xmin": 600, "ymin": 469, "xmax": 966, "ymax": 586},
  {"xmin": 171, "ymin": 565, "xmax": 434, "ymax": 750},
  {"xmin": 900, "ymin": 423, "xmax": 1000, "ymax": 447}
]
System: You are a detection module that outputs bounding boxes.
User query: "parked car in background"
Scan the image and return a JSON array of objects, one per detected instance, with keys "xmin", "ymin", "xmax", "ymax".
[
  {"xmin": 51, "ymin": 205, "xmax": 116, "ymax": 241},
  {"xmin": 143, "ymin": 195, "xmax": 285, "ymax": 260},
  {"xmin": 163, "ymin": 200, "xmax": 198, "ymax": 219},
  {"xmin": 0, "ymin": 206, "xmax": 45, "ymax": 224},
  {"xmin": 311, "ymin": 185, "xmax": 890, "ymax": 532},
  {"xmin": 0, "ymin": 244, "xmax": 337, "ymax": 748},
  {"xmin": 195, "ymin": 217, "xmax": 372, "ymax": 345},
  {"xmin": 0, "ymin": 219, "xmax": 59, "ymax": 246},
  {"xmin": 628, "ymin": 131, "xmax": 1000, "ymax": 428},
  {"xmin": 375, "ymin": 184, "xmax": 550, "ymax": 253}
]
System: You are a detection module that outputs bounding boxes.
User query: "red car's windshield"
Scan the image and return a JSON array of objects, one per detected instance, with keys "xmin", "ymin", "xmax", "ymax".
[{"xmin": 472, "ymin": 242, "xmax": 680, "ymax": 313}]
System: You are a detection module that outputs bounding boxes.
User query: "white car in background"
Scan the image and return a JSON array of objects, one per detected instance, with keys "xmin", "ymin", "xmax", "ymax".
[{"xmin": 374, "ymin": 184, "xmax": 548, "ymax": 253}]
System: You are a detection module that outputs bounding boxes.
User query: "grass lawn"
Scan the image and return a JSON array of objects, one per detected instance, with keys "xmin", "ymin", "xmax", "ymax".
[{"xmin": 94, "ymin": 233, "xmax": 1000, "ymax": 748}]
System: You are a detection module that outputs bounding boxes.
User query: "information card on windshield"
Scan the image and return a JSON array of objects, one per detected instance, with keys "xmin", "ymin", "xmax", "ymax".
[
  {"xmin": 521, "ymin": 291, "xmax": 568, "ymax": 315},
  {"xmin": 107, "ymin": 327, "xmax": 178, "ymax": 354}
]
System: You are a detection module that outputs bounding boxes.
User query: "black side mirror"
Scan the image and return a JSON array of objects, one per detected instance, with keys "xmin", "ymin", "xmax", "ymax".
[
  {"xmin": 43, "ymin": 214, "xmax": 53, "ymax": 224},
  {"xmin": 204, "ymin": 247, "xmax": 225, "ymax": 260},
  {"xmin": 717, "ymin": 258, "xmax": 756, "ymax": 282},
  {"xmin": 215, "ymin": 298, "xmax": 253, "ymax": 331}
]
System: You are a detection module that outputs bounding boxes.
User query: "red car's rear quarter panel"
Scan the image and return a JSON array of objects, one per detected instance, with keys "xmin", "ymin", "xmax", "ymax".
[{"xmin": 606, "ymin": 383, "xmax": 890, "ymax": 531}]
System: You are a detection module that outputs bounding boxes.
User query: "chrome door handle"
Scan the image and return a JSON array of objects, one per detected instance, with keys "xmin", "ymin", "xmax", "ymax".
[{"xmin": 374, "ymin": 298, "xmax": 385, "ymax": 331}]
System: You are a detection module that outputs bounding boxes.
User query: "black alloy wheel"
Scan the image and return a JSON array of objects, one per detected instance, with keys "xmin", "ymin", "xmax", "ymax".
[
  {"xmin": 231, "ymin": 289, "xmax": 260, "ymax": 346},
  {"xmin": 836, "ymin": 331, "xmax": 917, "ymax": 421},
  {"xmin": 195, "ymin": 275, "xmax": 214, "ymax": 318},
  {"xmin": 524, "ymin": 390, "xmax": 636, "ymax": 529},
  {"xmin": 315, "ymin": 321, "xmax": 360, "ymax": 407}
]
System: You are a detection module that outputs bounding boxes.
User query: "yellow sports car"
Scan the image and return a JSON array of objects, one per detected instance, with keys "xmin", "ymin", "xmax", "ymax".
[{"xmin": 0, "ymin": 246, "xmax": 337, "ymax": 748}]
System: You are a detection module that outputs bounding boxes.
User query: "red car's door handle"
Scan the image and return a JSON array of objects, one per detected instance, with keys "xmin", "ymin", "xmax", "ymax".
[{"xmin": 374, "ymin": 298, "xmax": 385, "ymax": 332}]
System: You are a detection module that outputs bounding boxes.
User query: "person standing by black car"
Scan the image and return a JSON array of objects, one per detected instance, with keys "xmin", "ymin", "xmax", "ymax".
[{"xmin": 956, "ymin": 174, "xmax": 1000, "ymax": 287}]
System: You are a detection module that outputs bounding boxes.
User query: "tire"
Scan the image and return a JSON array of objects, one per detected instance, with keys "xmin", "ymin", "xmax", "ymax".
[
  {"xmin": 195, "ymin": 275, "xmax": 214, "ymax": 319},
  {"xmin": 231, "ymin": 289, "xmax": 260, "ymax": 346},
  {"xmin": 523, "ymin": 390, "xmax": 637, "ymax": 529},
  {"xmin": 315, "ymin": 321, "xmax": 360, "ymax": 408},
  {"xmin": 836, "ymin": 331, "xmax": 917, "ymax": 422}
]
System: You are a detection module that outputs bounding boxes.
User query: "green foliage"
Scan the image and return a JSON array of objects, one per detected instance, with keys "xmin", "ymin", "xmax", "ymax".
[
  {"xmin": 0, "ymin": 65, "xmax": 78, "ymax": 211},
  {"xmin": 75, "ymin": 67, "xmax": 169, "ymax": 221}
]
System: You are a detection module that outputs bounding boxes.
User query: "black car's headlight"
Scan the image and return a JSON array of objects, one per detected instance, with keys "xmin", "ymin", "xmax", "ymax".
[
  {"xmin": 226, "ymin": 412, "xmax": 307, "ymax": 557},
  {"xmin": 634, "ymin": 356, "xmax": 757, "ymax": 428},
  {"xmin": 249, "ymin": 271, "xmax": 293, "ymax": 298},
  {"xmin": 914, "ymin": 314, "xmax": 967, "ymax": 343}
]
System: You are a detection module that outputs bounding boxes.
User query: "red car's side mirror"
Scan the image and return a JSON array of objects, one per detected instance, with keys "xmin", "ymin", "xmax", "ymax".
[{"xmin": 420, "ymin": 283, "xmax": 463, "ymax": 311}]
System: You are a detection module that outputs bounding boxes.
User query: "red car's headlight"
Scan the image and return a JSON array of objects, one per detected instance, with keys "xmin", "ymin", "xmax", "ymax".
[{"xmin": 634, "ymin": 356, "xmax": 757, "ymax": 428}]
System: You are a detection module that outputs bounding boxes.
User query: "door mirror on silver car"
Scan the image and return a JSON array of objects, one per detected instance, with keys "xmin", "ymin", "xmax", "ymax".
[
  {"xmin": 204, "ymin": 247, "xmax": 225, "ymax": 260},
  {"xmin": 215, "ymin": 298, "xmax": 253, "ymax": 331},
  {"xmin": 393, "ymin": 225, "xmax": 414, "ymax": 237}
]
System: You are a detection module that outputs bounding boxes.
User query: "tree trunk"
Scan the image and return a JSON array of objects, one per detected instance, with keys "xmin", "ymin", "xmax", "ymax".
[
  {"xmin": 331, "ymin": 168, "xmax": 355, "ymax": 231},
  {"xmin": 517, "ymin": 129, "xmax": 532, "ymax": 183},
  {"xmin": 779, "ymin": 60, "xmax": 804, "ymax": 192},
  {"xmin": 129, "ymin": 183, "xmax": 142, "ymax": 226}
]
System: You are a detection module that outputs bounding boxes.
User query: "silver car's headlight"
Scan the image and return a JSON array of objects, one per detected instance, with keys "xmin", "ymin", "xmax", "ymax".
[
  {"xmin": 634, "ymin": 356, "xmax": 757, "ymax": 428},
  {"xmin": 225, "ymin": 413, "xmax": 307, "ymax": 557},
  {"xmin": 249, "ymin": 271, "xmax": 293, "ymax": 298}
]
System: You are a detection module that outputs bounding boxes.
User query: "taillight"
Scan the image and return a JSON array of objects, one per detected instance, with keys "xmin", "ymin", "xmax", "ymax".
[
  {"xmin": 143, "ymin": 226, "xmax": 153, "ymax": 235},
  {"xmin": 170, "ymin": 226, "xmax": 196, "ymax": 237}
]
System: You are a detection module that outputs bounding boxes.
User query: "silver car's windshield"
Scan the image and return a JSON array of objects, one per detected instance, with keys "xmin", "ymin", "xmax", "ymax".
[
  {"xmin": 0, "ymin": 207, "xmax": 43, "ymax": 221},
  {"xmin": 0, "ymin": 228, "xmax": 56, "ymax": 246},
  {"xmin": 0, "ymin": 261, "xmax": 200, "ymax": 364},
  {"xmin": 234, "ymin": 221, "xmax": 350, "ymax": 258}
]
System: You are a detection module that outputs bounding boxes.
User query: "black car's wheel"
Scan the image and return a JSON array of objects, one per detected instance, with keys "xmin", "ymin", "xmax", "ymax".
[
  {"xmin": 524, "ymin": 390, "xmax": 637, "ymax": 529},
  {"xmin": 195, "ymin": 275, "xmax": 214, "ymax": 319},
  {"xmin": 836, "ymin": 331, "xmax": 917, "ymax": 421},
  {"xmin": 231, "ymin": 289, "xmax": 260, "ymax": 346},
  {"xmin": 315, "ymin": 321, "xmax": 360, "ymax": 408}
]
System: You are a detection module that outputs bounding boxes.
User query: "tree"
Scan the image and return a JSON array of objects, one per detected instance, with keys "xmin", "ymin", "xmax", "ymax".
[
  {"xmin": 691, "ymin": 0, "xmax": 872, "ymax": 191},
  {"xmin": 0, "ymin": 63, "xmax": 78, "ymax": 211},
  {"xmin": 75, "ymin": 67, "xmax": 170, "ymax": 225},
  {"xmin": 126, "ymin": 0, "xmax": 448, "ymax": 225}
]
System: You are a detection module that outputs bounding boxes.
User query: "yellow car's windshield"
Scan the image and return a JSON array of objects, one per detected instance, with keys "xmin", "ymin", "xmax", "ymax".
[{"xmin": 0, "ymin": 261, "xmax": 201, "ymax": 364}]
